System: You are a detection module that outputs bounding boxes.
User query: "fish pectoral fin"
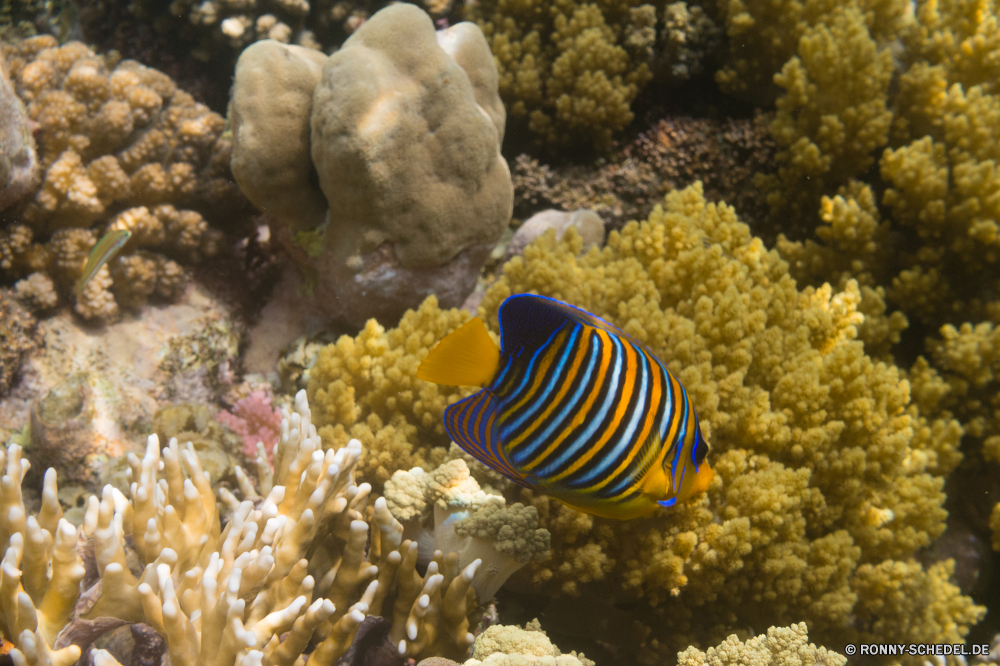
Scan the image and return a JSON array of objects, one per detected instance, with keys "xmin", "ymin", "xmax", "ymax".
[{"xmin": 417, "ymin": 317, "xmax": 500, "ymax": 387}]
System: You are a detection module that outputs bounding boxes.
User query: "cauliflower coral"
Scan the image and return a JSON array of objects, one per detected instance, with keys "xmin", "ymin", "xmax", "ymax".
[
  {"xmin": 385, "ymin": 459, "xmax": 551, "ymax": 602},
  {"xmin": 309, "ymin": 182, "xmax": 983, "ymax": 662}
]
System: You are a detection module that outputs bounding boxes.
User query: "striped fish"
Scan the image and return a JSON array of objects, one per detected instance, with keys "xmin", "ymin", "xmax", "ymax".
[
  {"xmin": 416, "ymin": 294, "xmax": 713, "ymax": 520},
  {"xmin": 74, "ymin": 229, "xmax": 131, "ymax": 295}
]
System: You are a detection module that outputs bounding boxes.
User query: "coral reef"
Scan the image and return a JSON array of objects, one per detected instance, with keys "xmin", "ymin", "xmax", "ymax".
[
  {"xmin": 676, "ymin": 622, "xmax": 845, "ymax": 666},
  {"xmin": 757, "ymin": 3, "xmax": 894, "ymax": 224},
  {"xmin": 230, "ymin": 4, "xmax": 513, "ymax": 327},
  {"xmin": 463, "ymin": 0, "xmax": 658, "ymax": 149},
  {"xmin": 465, "ymin": 620, "xmax": 594, "ymax": 666},
  {"xmin": 215, "ymin": 389, "xmax": 283, "ymax": 460},
  {"xmin": 0, "ymin": 36, "xmax": 248, "ymax": 320},
  {"xmin": 308, "ymin": 183, "xmax": 984, "ymax": 661},
  {"xmin": 766, "ymin": 1, "xmax": 1000, "ymax": 577},
  {"xmin": 384, "ymin": 459, "xmax": 551, "ymax": 602},
  {"xmin": 511, "ymin": 114, "xmax": 777, "ymax": 233},
  {"xmin": 0, "ymin": 390, "xmax": 487, "ymax": 664},
  {"xmin": 307, "ymin": 297, "xmax": 473, "ymax": 491},
  {"xmin": 0, "ymin": 288, "xmax": 37, "ymax": 398},
  {"xmin": 714, "ymin": 0, "xmax": 910, "ymax": 106},
  {"xmin": 501, "ymin": 209, "xmax": 605, "ymax": 267}
]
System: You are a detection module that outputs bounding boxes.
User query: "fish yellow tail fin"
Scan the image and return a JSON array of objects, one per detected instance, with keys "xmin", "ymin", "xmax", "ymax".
[{"xmin": 417, "ymin": 317, "xmax": 500, "ymax": 387}]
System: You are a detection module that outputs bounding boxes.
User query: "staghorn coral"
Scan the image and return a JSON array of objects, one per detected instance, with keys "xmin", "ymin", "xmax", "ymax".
[
  {"xmin": 0, "ymin": 390, "xmax": 484, "ymax": 665},
  {"xmin": 464, "ymin": 0, "xmax": 653, "ymax": 149},
  {"xmin": 0, "ymin": 36, "xmax": 245, "ymax": 320},
  {"xmin": 676, "ymin": 622, "xmax": 845, "ymax": 666},
  {"xmin": 309, "ymin": 182, "xmax": 984, "ymax": 661}
]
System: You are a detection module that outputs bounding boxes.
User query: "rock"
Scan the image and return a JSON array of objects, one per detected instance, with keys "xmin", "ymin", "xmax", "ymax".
[{"xmin": 502, "ymin": 209, "xmax": 606, "ymax": 265}]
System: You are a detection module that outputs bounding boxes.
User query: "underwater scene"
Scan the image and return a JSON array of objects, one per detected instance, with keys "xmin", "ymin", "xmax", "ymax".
[{"xmin": 2, "ymin": 0, "xmax": 1000, "ymax": 664}]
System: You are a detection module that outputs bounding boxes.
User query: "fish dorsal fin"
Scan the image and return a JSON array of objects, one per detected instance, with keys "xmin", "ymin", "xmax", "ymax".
[
  {"xmin": 444, "ymin": 390, "xmax": 531, "ymax": 488},
  {"xmin": 499, "ymin": 294, "xmax": 621, "ymax": 357},
  {"xmin": 417, "ymin": 317, "xmax": 500, "ymax": 387}
]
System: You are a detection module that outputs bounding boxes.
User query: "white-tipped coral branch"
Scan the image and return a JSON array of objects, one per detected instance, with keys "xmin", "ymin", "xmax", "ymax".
[{"xmin": 0, "ymin": 390, "xmax": 485, "ymax": 664}]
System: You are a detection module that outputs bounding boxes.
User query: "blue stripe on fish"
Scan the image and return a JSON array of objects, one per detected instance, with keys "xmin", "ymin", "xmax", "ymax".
[{"xmin": 420, "ymin": 293, "xmax": 714, "ymax": 520}]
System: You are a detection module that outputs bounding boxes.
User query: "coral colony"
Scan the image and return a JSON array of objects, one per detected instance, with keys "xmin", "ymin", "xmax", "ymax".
[{"xmin": 3, "ymin": 0, "xmax": 1000, "ymax": 664}]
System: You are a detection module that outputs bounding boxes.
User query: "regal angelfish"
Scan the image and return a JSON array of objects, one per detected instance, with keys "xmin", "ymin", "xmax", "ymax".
[{"xmin": 417, "ymin": 294, "xmax": 713, "ymax": 520}]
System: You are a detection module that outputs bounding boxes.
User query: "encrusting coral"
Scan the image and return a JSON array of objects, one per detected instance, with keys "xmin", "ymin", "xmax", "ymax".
[
  {"xmin": 0, "ymin": 35, "xmax": 246, "ymax": 320},
  {"xmin": 0, "ymin": 390, "xmax": 494, "ymax": 664},
  {"xmin": 308, "ymin": 182, "xmax": 983, "ymax": 662}
]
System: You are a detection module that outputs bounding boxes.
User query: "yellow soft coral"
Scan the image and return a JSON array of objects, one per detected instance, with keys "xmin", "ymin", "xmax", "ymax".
[
  {"xmin": 308, "ymin": 298, "xmax": 475, "ymax": 491},
  {"xmin": 309, "ymin": 182, "xmax": 980, "ymax": 661},
  {"xmin": 759, "ymin": 4, "xmax": 894, "ymax": 223},
  {"xmin": 466, "ymin": 0, "xmax": 651, "ymax": 149},
  {"xmin": 676, "ymin": 622, "xmax": 845, "ymax": 666},
  {"xmin": 715, "ymin": 0, "xmax": 909, "ymax": 105}
]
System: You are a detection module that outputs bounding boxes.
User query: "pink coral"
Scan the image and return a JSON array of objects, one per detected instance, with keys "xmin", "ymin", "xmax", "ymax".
[{"xmin": 216, "ymin": 390, "xmax": 282, "ymax": 460}]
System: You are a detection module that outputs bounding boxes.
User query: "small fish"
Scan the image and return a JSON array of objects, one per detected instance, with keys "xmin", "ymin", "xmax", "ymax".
[
  {"xmin": 74, "ymin": 229, "xmax": 131, "ymax": 294},
  {"xmin": 417, "ymin": 294, "xmax": 713, "ymax": 520}
]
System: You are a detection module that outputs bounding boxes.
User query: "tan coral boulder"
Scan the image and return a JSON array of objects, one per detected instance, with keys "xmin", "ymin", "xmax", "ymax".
[
  {"xmin": 0, "ymin": 49, "xmax": 39, "ymax": 212},
  {"xmin": 230, "ymin": 3, "xmax": 512, "ymax": 327},
  {"xmin": 229, "ymin": 40, "xmax": 329, "ymax": 230}
]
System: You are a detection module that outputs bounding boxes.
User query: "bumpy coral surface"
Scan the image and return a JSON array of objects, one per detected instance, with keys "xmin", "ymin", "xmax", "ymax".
[
  {"xmin": 0, "ymin": 36, "xmax": 246, "ymax": 319},
  {"xmin": 309, "ymin": 183, "xmax": 984, "ymax": 662},
  {"xmin": 464, "ymin": 0, "xmax": 658, "ymax": 149},
  {"xmin": 230, "ymin": 5, "xmax": 513, "ymax": 327},
  {"xmin": 765, "ymin": 0, "xmax": 1000, "ymax": 577}
]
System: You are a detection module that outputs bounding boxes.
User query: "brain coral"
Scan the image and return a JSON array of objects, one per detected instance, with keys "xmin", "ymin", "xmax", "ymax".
[
  {"xmin": 308, "ymin": 182, "xmax": 983, "ymax": 662},
  {"xmin": 0, "ymin": 36, "xmax": 247, "ymax": 319}
]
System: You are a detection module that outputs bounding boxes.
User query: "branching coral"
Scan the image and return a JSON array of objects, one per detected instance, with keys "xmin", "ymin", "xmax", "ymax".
[
  {"xmin": 0, "ymin": 390, "xmax": 483, "ymax": 664},
  {"xmin": 307, "ymin": 298, "xmax": 476, "ymax": 491},
  {"xmin": 676, "ymin": 622, "xmax": 846, "ymax": 666},
  {"xmin": 310, "ymin": 182, "xmax": 983, "ymax": 661},
  {"xmin": 714, "ymin": 0, "xmax": 910, "ymax": 105},
  {"xmin": 465, "ymin": 0, "xmax": 653, "ymax": 149},
  {"xmin": 757, "ymin": 3, "xmax": 894, "ymax": 224},
  {"xmin": 0, "ymin": 36, "xmax": 245, "ymax": 319},
  {"xmin": 768, "ymin": 1, "xmax": 1000, "ymax": 577}
]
